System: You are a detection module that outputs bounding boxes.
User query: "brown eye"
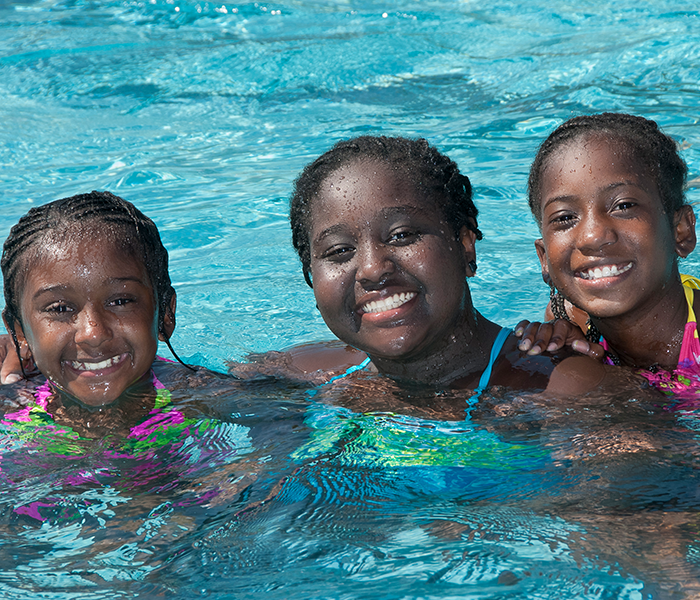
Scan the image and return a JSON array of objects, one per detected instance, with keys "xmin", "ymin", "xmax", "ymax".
[
  {"xmin": 110, "ymin": 297, "xmax": 134, "ymax": 307},
  {"xmin": 322, "ymin": 245, "xmax": 355, "ymax": 260},
  {"xmin": 614, "ymin": 200, "xmax": 636, "ymax": 211},
  {"xmin": 388, "ymin": 229, "xmax": 419, "ymax": 244},
  {"xmin": 45, "ymin": 303, "xmax": 72, "ymax": 315},
  {"xmin": 549, "ymin": 212, "xmax": 577, "ymax": 228}
]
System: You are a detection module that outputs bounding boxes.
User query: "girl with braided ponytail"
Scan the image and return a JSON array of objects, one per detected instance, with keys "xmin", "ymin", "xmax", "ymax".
[
  {"xmin": 289, "ymin": 135, "xmax": 610, "ymax": 398},
  {"xmin": 1, "ymin": 190, "xmax": 191, "ymax": 409},
  {"xmin": 0, "ymin": 191, "xmax": 299, "ymax": 530},
  {"xmin": 529, "ymin": 113, "xmax": 700, "ymax": 402}
]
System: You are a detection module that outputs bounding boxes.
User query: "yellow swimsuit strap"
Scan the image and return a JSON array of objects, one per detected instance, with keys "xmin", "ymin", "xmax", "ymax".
[{"xmin": 681, "ymin": 274, "xmax": 700, "ymax": 324}]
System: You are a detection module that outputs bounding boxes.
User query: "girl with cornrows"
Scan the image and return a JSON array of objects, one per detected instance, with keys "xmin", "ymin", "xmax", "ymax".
[
  {"xmin": 288, "ymin": 135, "xmax": 627, "ymax": 404},
  {"xmin": 529, "ymin": 113, "xmax": 700, "ymax": 402},
  {"xmin": 1, "ymin": 191, "xmax": 192, "ymax": 413},
  {"xmin": 0, "ymin": 192, "xmax": 275, "ymax": 510}
]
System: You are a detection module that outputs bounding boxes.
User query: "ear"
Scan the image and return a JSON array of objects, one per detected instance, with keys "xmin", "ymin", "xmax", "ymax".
[
  {"xmin": 534, "ymin": 238, "xmax": 552, "ymax": 286},
  {"xmin": 159, "ymin": 293, "xmax": 177, "ymax": 341},
  {"xmin": 459, "ymin": 226, "xmax": 478, "ymax": 277},
  {"xmin": 674, "ymin": 205, "xmax": 696, "ymax": 259}
]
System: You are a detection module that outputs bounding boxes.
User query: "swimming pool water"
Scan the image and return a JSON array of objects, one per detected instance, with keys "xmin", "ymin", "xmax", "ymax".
[{"xmin": 1, "ymin": 0, "xmax": 700, "ymax": 598}]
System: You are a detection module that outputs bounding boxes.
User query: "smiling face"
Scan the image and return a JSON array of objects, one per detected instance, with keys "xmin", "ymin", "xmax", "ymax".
[
  {"xmin": 14, "ymin": 231, "xmax": 168, "ymax": 406},
  {"xmin": 534, "ymin": 133, "xmax": 694, "ymax": 320},
  {"xmin": 308, "ymin": 159, "xmax": 476, "ymax": 362}
]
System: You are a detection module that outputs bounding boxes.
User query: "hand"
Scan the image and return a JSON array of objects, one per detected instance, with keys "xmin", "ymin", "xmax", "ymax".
[
  {"xmin": 0, "ymin": 334, "xmax": 36, "ymax": 384},
  {"xmin": 515, "ymin": 319, "xmax": 604, "ymax": 360}
]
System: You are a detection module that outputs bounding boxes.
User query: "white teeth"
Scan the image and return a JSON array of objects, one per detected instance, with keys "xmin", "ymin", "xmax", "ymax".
[
  {"xmin": 579, "ymin": 262, "xmax": 633, "ymax": 281},
  {"xmin": 362, "ymin": 292, "xmax": 416, "ymax": 314},
  {"xmin": 70, "ymin": 354, "xmax": 125, "ymax": 372}
]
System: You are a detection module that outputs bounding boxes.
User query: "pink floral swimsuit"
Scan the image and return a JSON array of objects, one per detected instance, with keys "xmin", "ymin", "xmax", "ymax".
[
  {"xmin": 0, "ymin": 362, "xmax": 253, "ymax": 522},
  {"xmin": 602, "ymin": 276, "xmax": 700, "ymax": 409}
]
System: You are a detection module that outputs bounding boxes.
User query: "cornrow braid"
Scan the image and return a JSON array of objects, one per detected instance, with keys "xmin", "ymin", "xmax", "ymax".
[
  {"xmin": 1, "ymin": 191, "xmax": 191, "ymax": 375},
  {"xmin": 528, "ymin": 112, "xmax": 688, "ymax": 226},
  {"xmin": 290, "ymin": 135, "xmax": 482, "ymax": 287}
]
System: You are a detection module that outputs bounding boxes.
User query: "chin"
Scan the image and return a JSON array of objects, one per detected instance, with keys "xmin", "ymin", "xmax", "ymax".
[{"xmin": 69, "ymin": 387, "xmax": 125, "ymax": 407}]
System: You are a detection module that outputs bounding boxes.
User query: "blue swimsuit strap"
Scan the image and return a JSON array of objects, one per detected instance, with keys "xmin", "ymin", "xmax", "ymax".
[
  {"xmin": 313, "ymin": 327, "xmax": 509, "ymax": 401},
  {"xmin": 306, "ymin": 355, "xmax": 372, "ymax": 398},
  {"xmin": 326, "ymin": 356, "xmax": 372, "ymax": 384},
  {"xmin": 471, "ymin": 327, "xmax": 512, "ymax": 400}
]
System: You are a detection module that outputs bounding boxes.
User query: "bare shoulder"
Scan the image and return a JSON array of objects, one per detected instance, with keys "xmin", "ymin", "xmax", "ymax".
[
  {"xmin": 0, "ymin": 377, "xmax": 45, "ymax": 415},
  {"xmin": 545, "ymin": 355, "xmax": 608, "ymax": 395},
  {"xmin": 490, "ymin": 334, "xmax": 652, "ymax": 397},
  {"xmin": 227, "ymin": 340, "xmax": 368, "ymax": 385}
]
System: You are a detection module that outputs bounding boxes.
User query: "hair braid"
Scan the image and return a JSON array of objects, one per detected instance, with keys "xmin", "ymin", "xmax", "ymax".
[{"xmin": 1, "ymin": 191, "xmax": 191, "ymax": 374}]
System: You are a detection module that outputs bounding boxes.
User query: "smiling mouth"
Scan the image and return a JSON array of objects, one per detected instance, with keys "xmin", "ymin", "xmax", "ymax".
[
  {"xmin": 362, "ymin": 292, "xmax": 416, "ymax": 314},
  {"xmin": 69, "ymin": 353, "xmax": 129, "ymax": 372},
  {"xmin": 577, "ymin": 262, "xmax": 633, "ymax": 281}
]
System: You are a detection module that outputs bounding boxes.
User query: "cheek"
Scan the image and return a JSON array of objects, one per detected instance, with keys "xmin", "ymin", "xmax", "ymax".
[
  {"xmin": 311, "ymin": 265, "xmax": 350, "ymax": 304},
  {"xmin": 22, "ymin": 321, "xmax": 57, "ymax": 353},
  {"xmin": 541, "ymin": 235, "xmax": 568, "ymax": 266}
]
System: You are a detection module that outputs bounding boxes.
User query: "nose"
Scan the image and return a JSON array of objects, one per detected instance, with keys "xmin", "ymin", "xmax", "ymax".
[
  {"xmin": 356, "ymin": 242, "xmax": 395, "ymax": 287},
  {"xmin": 577, "ymin": 210, "xmax": 618, "ymax": 252},
  {"xmin": 74, "ymin": 305, "xmax": 113, "ymax": 347}
]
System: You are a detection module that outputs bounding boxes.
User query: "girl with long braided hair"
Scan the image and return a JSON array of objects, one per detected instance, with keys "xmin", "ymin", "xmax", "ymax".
[{"xmin": 529, "ymin": 113, "xmax": 700, "ymax": 403}]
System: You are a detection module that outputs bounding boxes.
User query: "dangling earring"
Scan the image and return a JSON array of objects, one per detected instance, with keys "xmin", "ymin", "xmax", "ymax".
[
  {"xmin": 549, "ymin": 282, "xmax": 569, "ymax": 321},
  {"xmin": 468, "ymin": 260, "xmax": 477, "ymax": 274}
]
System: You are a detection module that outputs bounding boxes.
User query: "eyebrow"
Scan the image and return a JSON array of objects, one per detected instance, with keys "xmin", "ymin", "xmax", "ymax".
[
  {"xmin": 31, "ymin": 277, "xmax": 149, "ymax": 301},
  {"xmin": 542, "ymin": 181, "xmax": 641, "ymax": 208},
  {"xmin": 312, "ymin": 205, "xmax": 425, "ymax": 246}
]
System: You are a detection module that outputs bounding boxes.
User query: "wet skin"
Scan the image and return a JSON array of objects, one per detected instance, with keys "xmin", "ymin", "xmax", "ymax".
[
  {"xmin": 307, "ymin": 158, "xmax": 607, "ymax": 393},
  {"xmin": 308, "ymin": 158, "xmax": 488, "ymax": 380},
  {"xmin": 13, "ymin": 236, "xmax": 173, "ymax": 407},
  {"xmin": 534, "ymin": 133, "xmax": 697, "ymax": 369}
]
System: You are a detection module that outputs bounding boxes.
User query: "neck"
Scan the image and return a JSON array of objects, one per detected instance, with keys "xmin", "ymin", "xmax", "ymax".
[
  {"xmin": 369, "ymin": 309, "xmax": 502, "ymax": 387},
  {"xmin": 593, "ymin": 278, "xmax": 688, "ymax": 371},
  {"xmin": 45, "ymin": 374, "xmax": 157, "ymax": 438}
]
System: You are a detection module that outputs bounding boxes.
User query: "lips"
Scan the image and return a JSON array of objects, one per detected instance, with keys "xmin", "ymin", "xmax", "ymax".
[
  {"xmin": 361, "ymin": 292, "xmax": 417, "ymax": 314},
  {"xmin": 67, "ymin": 352, "xmax": 129, "ymax": 373},
  {"xmin": 577, "ymin": 262, "xmax": 633, "ymax": 281}
]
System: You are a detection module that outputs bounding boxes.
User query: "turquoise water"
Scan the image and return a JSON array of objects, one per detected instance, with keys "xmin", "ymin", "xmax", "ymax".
[
  {"xmin": 2, "ymin": 0, "xmax": 699, "ymax": 369},
  {"xmin": 2, "ymin": 0, "xmax": 700, "ymax": 598}
]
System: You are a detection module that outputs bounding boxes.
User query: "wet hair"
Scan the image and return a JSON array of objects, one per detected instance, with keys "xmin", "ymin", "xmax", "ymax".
[
  {"xmin": 290, "ymin": 135, "xmax": 482, "ymax": 287},
  {"xmin": 1, "ymin": 190, "xmax": 191, "ymax": 375},
  {"xmin": 528, "ymin": 112, "xmax": 688, "ymax": 227}
]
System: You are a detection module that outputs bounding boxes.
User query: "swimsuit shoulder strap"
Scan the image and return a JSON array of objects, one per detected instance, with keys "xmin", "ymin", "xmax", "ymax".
[
  {"xmin": 326, "ymin": 356, "xmax": 371, "ymax": 385},
  {"xmin": 306, "ymin": 356, "xmax": 371, "ymax": 399},
  {"xmin": 472, "ymin": 327, "xmax": 512, "ymax": 399},
  {"xmin": 682, "ymin": 274, "xmax": 700, "ymax": 324}
]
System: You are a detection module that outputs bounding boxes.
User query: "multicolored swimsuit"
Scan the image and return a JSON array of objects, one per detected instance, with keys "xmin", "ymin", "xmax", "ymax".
[
  {"xmin": 602, "ymin": 275, "xmax": 700, "ymax": 407},
  {"xmin": 294, "ymin": 327, "xmax": 539, "ymax": 470},
  {"xmin": 0, "ymin": 364, "xmax": 253, "ymax": 521}
]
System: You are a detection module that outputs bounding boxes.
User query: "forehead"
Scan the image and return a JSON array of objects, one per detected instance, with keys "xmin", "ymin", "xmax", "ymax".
[
  {"xmin": 22, "ymin": 229, "xmax": 150, "ymax": 291},
  {"xmin": 311, "ymin": 159, "xmax": 431, "ymax": 223},
  {"xmin": 541, "ymin": 133, "xmax": 651, "ymax": 194}
]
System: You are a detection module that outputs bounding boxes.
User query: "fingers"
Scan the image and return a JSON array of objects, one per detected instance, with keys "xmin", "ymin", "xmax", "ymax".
[
  {"xmin": 516, "ymin": 320, "xmax": 556, "ymax": 355},
  {"xmin": 571, "ymin": 339, "xmax": 605, "ymax": 360},
  {"xmin": 516, "ymin": 319, "xmax": 604, "ymax": 360},
  {"xmin": 1, "ymin": 351, "xmax": 23, "ymax": 384},
  {"xmin": 0, "ymin": 334, "xmax": 30, "ymax": 384}
]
